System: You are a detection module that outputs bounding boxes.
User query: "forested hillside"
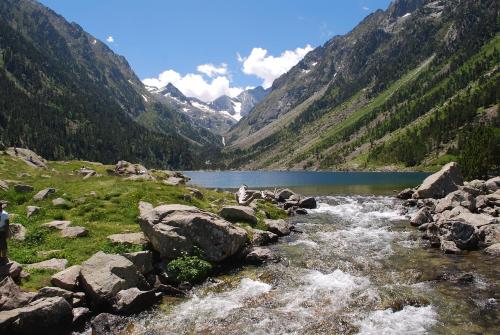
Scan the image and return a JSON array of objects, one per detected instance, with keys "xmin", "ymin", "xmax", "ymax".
[
  {"xmin": 225, "ymin": 0, "xmax": 499, "ymax": 178},
  {"xmin": 0, "ymin": 0, "xmax": 221, "ymax": 169}
]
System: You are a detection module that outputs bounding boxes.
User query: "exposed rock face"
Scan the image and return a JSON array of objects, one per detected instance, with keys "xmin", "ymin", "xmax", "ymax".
[
  {"xmin": 413, "ymin": 162, "xmax": 464, "ymax": 199},
  {"xmin": 33, "ymin": 188, "xmax": 55, "ymax": 201},
  {"xmin": 138, "ymin": 202, "xmax": 248, "ymax": 262},
  {"xmin": 0, "ymin": 297, "xmax": 72, "ymax": 335},
  {"xmin": 51, "ymin": 265, "xmax": 81, "ymax": 291},
  {"xmin": 107, "ymin": 232, "xmax": 147, "ymax": 246},
  {"xmin": 80, "ymin": 252, "xmax": 145, "ymax": 306},
  {"xmin": 26, "ymin": 258, "xmax": 67, "ymax": 272},
  {"xmin": 263, "ymin": 219, "xmax": 291, "ymax": 236},
  {"xmin": 0, "ymin": 277, "xmax": 34, "ymax": 311},
  {"xmin": 112, "ymin": 288, "xmax": 158, "ymax": 315},
  {"xmin": 219, "ymin": 206, "xmax": 258, "ymax": 224},
  {"xmin": 5, "ymin": 147, "xmax": 47, "ymax": 169}
]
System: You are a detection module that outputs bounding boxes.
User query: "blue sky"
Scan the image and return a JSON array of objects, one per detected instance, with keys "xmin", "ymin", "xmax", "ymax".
[{"xmin": 39, "ymin": 0, "xmax": 392, "ymax": 101}]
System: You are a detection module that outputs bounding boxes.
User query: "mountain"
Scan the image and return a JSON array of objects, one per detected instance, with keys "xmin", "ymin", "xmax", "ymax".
[
  {"xmin": 225, "ymin": 0, "xmax": 499, "ymax": 177},
  {"xmin": 147, "ymin": 84, "xmax": 269, "ymax": 133},
  {"xmin": 0, "ymin": 0, "xmax": 221, "ymax": 169}
]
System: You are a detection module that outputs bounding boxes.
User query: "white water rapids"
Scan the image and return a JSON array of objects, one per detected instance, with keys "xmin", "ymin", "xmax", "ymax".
[{"xmin": 128, "ymin": 195, "xmax": 498, "ymax": 334}]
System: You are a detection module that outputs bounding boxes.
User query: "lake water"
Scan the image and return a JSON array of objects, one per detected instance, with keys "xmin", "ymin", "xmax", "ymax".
[{"xmin": 184, "ymin": 171, "xmax": 430, "ymax": 195}]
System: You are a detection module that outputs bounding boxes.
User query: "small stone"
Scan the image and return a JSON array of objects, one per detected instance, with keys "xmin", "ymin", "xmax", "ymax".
[
  {"xmin": 0, "ymin": 180, "xmax": 8, "ymax": 191},
  {"xmin": 187, "ymin": 187, "xmax": 203, "ymax": 200},
  {"xmin": 33, "ymin": 188, "xmax": 56, "ymax": 201},
  {"xmin": 112, "ymin": 287, "xmax": 158, "ymax": 315},
  {"xmin": 245, "ymin": 247, "xmax": 277, "ymax": 264},
  {"xmin": 26, "ymin": 206, "xmax": 41, "ymax": 218},
  {"xmin": 107, "ymin": 232, "xmax": 147, "ymax": 246},
  {"xmin": 43, "ymin": 220, "xmax": 71, "ymax": 230},
  {"xmin": 251, "ymin": 229, "xmax": 279, "ymax": 246},
  {"xmin": 263, "ymin": 219, "xmax": 291, "ymax": 236},
  {"xmin": 52, "ymin": 198, "xmax": 70, "ymax": 207},
  {"xmin": 8, "ymin": 224, "xmax": 26, "ymax": 241},
  {"xmin": 61, "ymin": 226, "xmax": 88, "ymax": 238},
  {"xmin": 440, "ymin": 240, "xmax": 461, "ymax": 254}
]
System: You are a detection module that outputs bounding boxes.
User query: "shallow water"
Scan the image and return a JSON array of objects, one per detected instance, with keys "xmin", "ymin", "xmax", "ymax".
[{"xmin": 129, "ymin": 195, "xmax": 500, "ymax": 335}]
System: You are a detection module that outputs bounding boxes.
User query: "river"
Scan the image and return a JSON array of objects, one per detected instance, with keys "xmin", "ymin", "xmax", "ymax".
[{"xmin": 128, "ymin": 172, "xmax": 498, "ymax": 334}]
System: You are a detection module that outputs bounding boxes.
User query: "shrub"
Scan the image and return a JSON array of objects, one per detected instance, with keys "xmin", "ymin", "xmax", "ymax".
[{"xmin": 166, "ymin": 252, "xmax": 212, "ymax": 284}]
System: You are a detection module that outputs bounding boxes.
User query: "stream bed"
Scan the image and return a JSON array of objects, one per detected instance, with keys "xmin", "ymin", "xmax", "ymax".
[{"xmin": 129, "ymin": 195, "xmax": 499, "ymax": 335}]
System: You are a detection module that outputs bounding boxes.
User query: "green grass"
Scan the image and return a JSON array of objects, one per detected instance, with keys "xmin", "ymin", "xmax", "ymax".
[{"xmin": 0, "ymin": 154, "xmax": 235, "ymax": 289}]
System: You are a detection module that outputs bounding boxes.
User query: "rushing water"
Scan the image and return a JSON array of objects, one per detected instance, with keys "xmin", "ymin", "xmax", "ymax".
[{"xmin": 129, "ymin": 193, "xmax": 499, "ymax": 335}]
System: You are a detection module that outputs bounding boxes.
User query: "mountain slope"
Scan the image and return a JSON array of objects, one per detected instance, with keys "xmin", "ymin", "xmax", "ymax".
[
  {"xmin": 225, "ymin": 0, "xmax": 499, "ymax": 175},
  {"xmin": 0, "ymin": 0, "xmax": 220, "ymax": 169}
]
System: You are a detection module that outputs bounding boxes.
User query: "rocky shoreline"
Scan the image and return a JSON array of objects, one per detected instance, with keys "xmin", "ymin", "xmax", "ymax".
[
  {"xmin": 398, "ymin": 162, "xmax": 500, "ymax": 255},
  {"xmin": 0, "ymin": 152, "xmax": 316, "ymax": 334}
]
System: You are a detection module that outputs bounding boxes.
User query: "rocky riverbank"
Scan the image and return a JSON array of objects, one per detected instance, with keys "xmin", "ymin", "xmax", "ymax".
[
  {"xmin": 398, "ymin": 162, "xmax": 499, "ymax": 255},
  {"xmin": 0, "ymin": 148, "xmax": 317, "ymax": 334}
]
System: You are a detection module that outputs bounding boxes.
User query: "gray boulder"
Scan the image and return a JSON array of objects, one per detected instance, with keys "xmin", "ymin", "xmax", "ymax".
[
  {"xmin": 33, "ymin": 188, "xmax": 55, "ymax": 201},
  {"xmin": 483, "ymin": 243, "xmax": 500, "ymax": 256},
  {"xmin": 61, "ymin": 226, "xmax": 88, "ymax": 238},
  {"xmin": 91, "ymin": 313, "xmax": 129, "ymax": 335},
  {"xmin": 435, "ymin": 190, "xmax": 474, "ymax": 213},
  {"xmin": 164, "ymin": 177, "xmax": 184, "ymax": 186},
  {"xmin": 52, "ymin": 197, "xmax": 70, "ymax": 207},
  {"xmin": 112, "ymin": 287, "xmax": 158, "ymax": 315},
  {"xmin": 32, "ymin": 287, "xmax": 74, "ymax": 304},
  {"xmin": 397, "ymin": 188, "xmax": 414, "ymax": 199},
  {"xmin": 187, "ymin": 187, "xmax": 203, "ymax": 200},
  {"xmin": 51, "ymin": 265, "xmax": 81, "ymax": 291},
  {"xmin": 410, "ymin": 207, "xmax": 433, "ymax": 227},
  {"xmin": 245, "ymin": 247, "xmax": 277, "ymax": 264},
  {"xmin": 0, "ymin": 297, "xmax": 72, "ymax": 335},
  {"xmin": 276, "ymin": 189, "xmax": 295, "ymax": 202},
  {"xmin": 413, "ymin": 162, "xmax": 463, "ymax": 199},
  {"xmin": 299, "ymin": 197, "xmax": 317, "ymax": 209},
  {"xmin": 219, "ymin": 206, "xmax": 258, "ymax": 224},
  {"xmin": 26, "ymin": 258, "xmax": 67, "ymax": 272},
  {"xmin": 251, "ymin": 229, "xmax": 279, "ymax": 246},
  {"xmin": 107, "ymin": 232, "xmax": 147, "ymax": 246},
  {"xmin": 138, "ymin": 202, "xmax": 247, "ymax": 262},
  {"xmin": 0, "ymin": 261, "xmax": 23, "ymax": 282},
  {"xmin": 80, "ymin": 252, "xmax": 145, "ymax": 306},
  {"xmin": 42, "ymin": 220, "xmax": 71, "ymax": 230},
  {"xmin": 485, "ymin": 177, "xmax": 500, "ymax": 192},
  {"xmin": 263, "ymin": 219, "xmax": 291, "ymax": 236},
  {"xmin": 0, "ymin": 277, "xmax": 34, "ymax": 311},
  {"xmin": 122, "ymin": 251, "xmax": 153, "ymax": 275},
  {"xmin": 9, "ymin": 224, "xmax": 26, "ymax": 241},
  {"xmin": 72, "ymin": 307, "xmax": 91, "ymax": 328},
  {"xmin": 26, "ymin": 206, "xmax": 41, "ymax": 218},
  {"xmin": 5, "ymin": 147, "xmax": 47, "ymax": 169}
]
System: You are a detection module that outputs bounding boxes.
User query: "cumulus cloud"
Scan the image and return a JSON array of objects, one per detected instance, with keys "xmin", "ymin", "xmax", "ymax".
[
  {"xmin": 239, "ymin": 45, "xmax": 313, "ymax": 88},
  {"xmin": 143, "ymin": 68, "xmax": 242, "ymax": 102},
  {"xmin": 106, "ymin": 36, "xmax": 114, "ymax": 43},
  {"xmin": 196, "ymin": 63, "xmax": 227, "ymax": 78}
]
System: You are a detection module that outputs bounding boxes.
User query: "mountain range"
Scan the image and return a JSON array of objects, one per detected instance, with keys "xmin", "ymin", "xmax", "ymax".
[
  {"xmin": 0, "ymin": 0, "xmax": 498, "ymax": 176},
  {"xmin": 146, "ymin": 84, "xmax": 269, "ymax": 134}
]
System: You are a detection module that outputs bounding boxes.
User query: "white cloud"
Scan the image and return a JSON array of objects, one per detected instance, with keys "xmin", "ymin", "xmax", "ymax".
[
  {"xmin": 239, "ymin": 45, "xmax": 313, "ymax": 88},
  {"xmin": 143, "ymin": 69, "xmax": 243, "ymax": 102},
  {"xmin": 106, "ymin": 36, "xmax": 114, "ymax": 43},
  {"xmin": 362, "ymin": 6, "xmax": 370, "ymax": 11},
  {"xmin": 196, "ymin": 63, "xmax": 227, "ymax": 78}
]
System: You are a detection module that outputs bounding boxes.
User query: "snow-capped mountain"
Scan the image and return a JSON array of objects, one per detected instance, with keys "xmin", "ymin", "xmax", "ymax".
[{"xmin": 146, "ymin": 83, "xmax": 269, "ymax": 134}]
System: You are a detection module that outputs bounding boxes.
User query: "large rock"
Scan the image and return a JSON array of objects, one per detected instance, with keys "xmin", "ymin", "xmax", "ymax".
[
  {"xmin": 397, "ymin": 188, "xmax": 414, "ymax": 200},
  {"xmin": 122, "ymin": 251, "xmax": 153, "ymax": 275},
  {"xmin": 51, "ymin": 265, "xmax": 81, "ymax": 291},
  {"xmin": 245, "ymin": 247, "xmax": 277, "ymax": 264},
  {"xmin": 5, "ymin": 147, "xmax": 48, "ymax": 169},
  {"xmin": 91, "ymin": 313, "xmax": 129, "ymax": 335},
  {"xmin": 435, "ymin": 190, "xmax": 475, "ymax": 213},
  {"xmin": 33, "ymin": 188, "xmax": 55, "ymax": 201},
  {"xmin": 485, "ymin": 177, "xmax": 500, "ymax": 192},
  {"xmin": 32, "ymin": 287, "xmax": 74, "ymax": 304},
  {"xmin": 107, "ymin": 232, "xmax": 147, "ymax": 246},
  {"xmin": 26, "ymin": 206, "xmax": 41, "ymax": 218},
  {"xmin": 483, "ymin": 243, "xmax": 500, "ymax": 256},
  {"xmin": 0, "ymin": 277, "xmax": 35, "ymax": 311},
  {"xmin": 276, "ymin": 189, "xmax": 295, "ymax": 202},
  {"xmin": 263, "ymin": 219, "xmax": 291, "ymax": 236},
  {"xmin": 299, "ymin": 197, "xmax": 317, "ymax": 209},
  {"xmin": 72, "ymin": 307, "xmax": 91, "ymax": 329},
  {"xmin": 138, "ymin": 202, "xmax": 248, "ymax": 262},
  {"xmin": 43, "ymin": 220, "xmax": 71, "ymax": 230},
  {"xmin": 0, "ymin": 297, "xmax": 72, "ymax": 335},
  {"xmin": 0, "ymin": 261, "xmax": 23, "ymax": 281},
  {"xmin": 9, "ymin": 224, "xmax": 26, "ymax": 241},
  {"xmin": 112, "ymin": 287, "xmax": 158, "ymax": 315},
  {"xmin": 26, "ymin": 258, "xmax": 67, "ymax": 272},
  {"xmin": 251, "ymin": 229, "xmax": 279, "ymax": 246},
  {"xmin": 80, "ymin": 252, "xmax": 145, "ymax": 306},
  {"xmin": 413, "ymin": 162, "xmax": 464, "ymax": 199},
  {"xmin": 219, "ymin": 206, "xmax": 258, "ymax": 224},
  {"xmin": 114, "ymin": 160, "xmax": 153, "ymax": 180},
  {"xmin": 410, "ymin": 207, "xmax": 433, "ymax": 227}
]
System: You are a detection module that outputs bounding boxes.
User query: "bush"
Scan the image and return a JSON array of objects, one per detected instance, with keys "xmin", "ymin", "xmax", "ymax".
[{"xmin": 166, "ymin": 252, "xmax": 212, "ymax": 284}]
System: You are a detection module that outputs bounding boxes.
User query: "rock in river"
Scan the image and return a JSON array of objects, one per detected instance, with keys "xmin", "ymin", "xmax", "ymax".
[{"xmin": 413, "ymin": 162, "xmax": 463, "ymax": 199}]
